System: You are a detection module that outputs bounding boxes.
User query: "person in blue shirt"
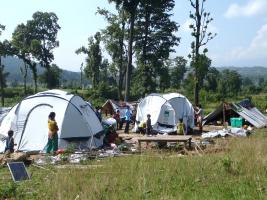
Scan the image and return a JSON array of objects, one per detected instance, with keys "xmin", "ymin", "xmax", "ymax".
[{"xmin": 124, "ymin": 106, "xmax": 132, "ymax": 134}]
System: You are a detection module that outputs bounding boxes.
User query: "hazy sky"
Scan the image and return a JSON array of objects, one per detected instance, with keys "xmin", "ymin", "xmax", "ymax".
[{"xmin": 1, "ymin": 0, "xmax": 267, "ymax": 72}]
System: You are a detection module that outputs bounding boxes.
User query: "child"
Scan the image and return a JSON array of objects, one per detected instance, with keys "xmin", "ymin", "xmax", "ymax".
[
  {"xmin": 113, "ymin": 110, "xmax": 121, "ymax": 130},
  {"xmin": 138, "ymin": 121, "xmax": 146, "ymax": 134},
  {"xmin": 146, "ymin": 114, "xmax": 152, "ymax": 135},
  {"xmin": 5, "ymin": 130, "xmax": 15, "ymax": 153},
  {"xmin": 176, "ymin": 119, "xmax": 185, "ymax": 135}
]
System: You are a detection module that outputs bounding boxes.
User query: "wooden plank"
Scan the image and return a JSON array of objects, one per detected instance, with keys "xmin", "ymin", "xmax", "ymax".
[
  {"xmin": 137, "ymin": 135, "xmax": 192, "ymax": 151},
  {"xmin": 137, "ymin": 136, "xmax": 192, "ymax": 142}
]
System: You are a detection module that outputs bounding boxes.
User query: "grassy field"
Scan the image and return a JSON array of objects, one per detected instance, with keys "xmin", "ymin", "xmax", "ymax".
[{"xmin": 1, "ymin": 129, "xmax": 267, "ymax": 200}]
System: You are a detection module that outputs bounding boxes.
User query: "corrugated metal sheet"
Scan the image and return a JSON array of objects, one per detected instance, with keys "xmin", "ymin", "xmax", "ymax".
[
  {"xmin": 203, "ymin": 102, "xmax": 267, "ymax": 128},
  {"xmin": 231, "ymin": 104, "xmax": 267, "ymax": 128},
  {"xmin": 202, "ymin": 103, "xmax": 224, "ymax": 125}
]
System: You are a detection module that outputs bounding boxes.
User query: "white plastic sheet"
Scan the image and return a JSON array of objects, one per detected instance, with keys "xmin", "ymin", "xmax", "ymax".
[{"xmin": 202, "ymin": 128, "xmax": 248, "ymax": 139}]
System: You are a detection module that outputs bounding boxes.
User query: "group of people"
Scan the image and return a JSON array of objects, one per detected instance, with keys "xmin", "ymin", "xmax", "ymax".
[
  {"xmin": 112, "ymin": 106, "xmax": 133, "ymax": 134},
  {"xmin": 3, "ymin": 104, "xmax": 205, "ymax": 154},
  {"xmin": 176, "ymin": 104, "xmax": 204, "ymax": 135},
  {"xmin": 136, "ymin": 104, "xmax": 203, "ymax": 136},
  {"xmin": 137, "ymin": 114, "xmax": 153, "ymax": 135}
]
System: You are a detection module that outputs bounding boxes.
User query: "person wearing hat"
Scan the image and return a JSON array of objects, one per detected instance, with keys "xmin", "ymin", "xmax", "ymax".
[{"xmin": 146, "ymin": 114, "xmax": 152, "ymax": 135}]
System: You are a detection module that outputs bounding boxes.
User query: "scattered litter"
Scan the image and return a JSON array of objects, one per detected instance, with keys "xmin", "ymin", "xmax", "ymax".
[
  {"xmin": 55, "ymin": 165, "xmax": 103, "ymax": 169},
  {"xmin": 35, "ymin": 157, "xmax": 47, "ymax": 165},
  {"xmin": 98, "ymin": 149, "xmax": 120, "ymax": 158},
  {"xmin": 201, "ymin": 140, "xmax": 212, "ymax": 145},
  {"xmin": 69, "ymin": 154, "xmax": 87, "ymax": 164},
  {"xmin": 74, "ymin": 194, "xmax": 80, "ymax": 200},
  {"xmin": 118, "ymin": 143, "xmax": 131, "ymax": 151}
]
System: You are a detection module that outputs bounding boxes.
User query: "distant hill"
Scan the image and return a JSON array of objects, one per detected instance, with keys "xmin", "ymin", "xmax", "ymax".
[
  {"xmin": 2, "ymin": 56, "xmax": 266, "ymax": 85},
  {"xmin": 1, "ymin": 56, "xmax": 83, "ymax": 85},
  {"xmin": 217, "ymin": 66, "xmax": 267, "ymax": 81}
]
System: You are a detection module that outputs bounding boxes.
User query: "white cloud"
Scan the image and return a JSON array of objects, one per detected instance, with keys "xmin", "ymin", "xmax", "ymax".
[
  {"xmin": 227, "ymin": 22, "xmax": 267, "ymax": 63},
  {"xmin": 225, "ymin": 0, "xmax": 267, "ymax": 18}
]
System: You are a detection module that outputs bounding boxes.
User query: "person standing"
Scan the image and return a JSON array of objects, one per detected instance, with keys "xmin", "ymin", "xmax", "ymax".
[
  {"xmin": 196, "ymin": 104, "xmax": 204, "ymax": 132},
  {"xmin": 113, "ymin": 110, "xmax": 120, "ymax": 130},
  {"xmin": 46, "ymin": 112, "xmax": 59, "ymax": 154},
  {"xmin": 124, "ymin": 106, "xmax": 131, "ymax": 134},
  {"xmin": 146, "ymin": 114, "xmax": 152, "ymax": 135}
]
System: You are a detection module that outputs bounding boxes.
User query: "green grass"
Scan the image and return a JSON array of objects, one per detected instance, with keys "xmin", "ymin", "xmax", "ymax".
[{"xmin": 1, "ymin": 129, "xmax": 267, "ymax": 199}]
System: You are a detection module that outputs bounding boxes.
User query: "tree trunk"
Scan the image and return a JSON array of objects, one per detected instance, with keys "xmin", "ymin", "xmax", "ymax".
[
  {"xmin": 33, "ymin": 70, "xmax": 38, "ymax": 93},
  {"xmin": 194, "ymin": 0, "xmax": 201, "ymax": 106},
  {"xmin": 142, "ymin": 7, "xmax": 150, "ymax": 94},
  {"xmin": 30, "ymin": 63, "xmax": 37, "ymax": 93},
  {"xmin": 124, "ymin": 9, "xmax": 136, "ymax": 102},
  {"xmin": 34, "ymin": 77, "xmax": 37, "ymax": 93},
  {"xmin": 46, "ymin": 64, "xmax": 52, "ymax": 89},
  {"xmin": 32, "ymin": 65, "xmax": 37, "ymax": 93},
  {"xmin": 0, "ymin": 57, "xmax": 4, "ymax": 106},
  {"xmin": 118, "ymin": 12, "xmax": 125, "ymax": 100},
  {"xmin": 194, "ymin": 81, "xmax": 199, "ymax": 106},
  {"xmin": 80, "ymin": 69, "xmax": 83, "ymax": 89},
  {"xmin": 23, "ymin": 62, "xmax": 28, "ymax": 95}
]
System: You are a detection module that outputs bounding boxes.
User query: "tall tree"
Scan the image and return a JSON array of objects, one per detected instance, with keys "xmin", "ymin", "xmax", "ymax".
[
  {"xmin": 170, "ymin": 56, "xmax": 187, "ymax": 89},
  {"xmin": 0, "ymin": 26, "xmax": 10, "ymax": 106},
  {"xmin": 218, "ymin": 69, "xmax": 242, "ymax": 97},
  {"xmin": 97, "ymin": 8, "xmax": 127, "ymax": 99},
  {"xmin": 188, "ymin": 0, "xmax": 217, "ymax": 105},
  {"xmin": 100, "ymin": 59, "xmax": 109, "ymax": 83},
  {"xmin": 12, "ymin": 24, "xmax": 29, "ymax": 95},
  {"xmin": 135, "ymin": 0, "xmax": 179, "ymax": 95},
  {"xmin": 27, "ymin": 11, "xmax": 60, "ymax": 89},
  {"xmin": 108, "ymin": 0, "xmax": 140, "ymax": 101},
  {"xmin": 76, "ymin": 32, "xmax": 102, "ymax": 88},
  {"xmin": 39, "ymin": 64, "xmax": 62, "ymax": 88},
  {"xmin": 159, "ymin": 66, "xmax": 171, "ymax": 92},
  {"xmin": 12, "ymin": 23, "xmax": 38, "ymax": 93},
  {"xmin": 0, "ymin": 65, "xmax": 9, "ymax": 106},
  {"xmin": 204, "ymin": 67, "xmax": 219, "ymax": 92}
]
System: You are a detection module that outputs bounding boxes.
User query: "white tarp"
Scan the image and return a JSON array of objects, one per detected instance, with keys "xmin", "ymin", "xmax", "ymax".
[
  {"xmin": 134, "ymin": 93, "xmax": 194, "ymax": 133},
  {"xmin": 202, "ymin": 128, "xmax": 248, "ymax": 139},
  {"xmin": 0, "ymin": 90, "xmax": 104, "ymax": 152}
]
